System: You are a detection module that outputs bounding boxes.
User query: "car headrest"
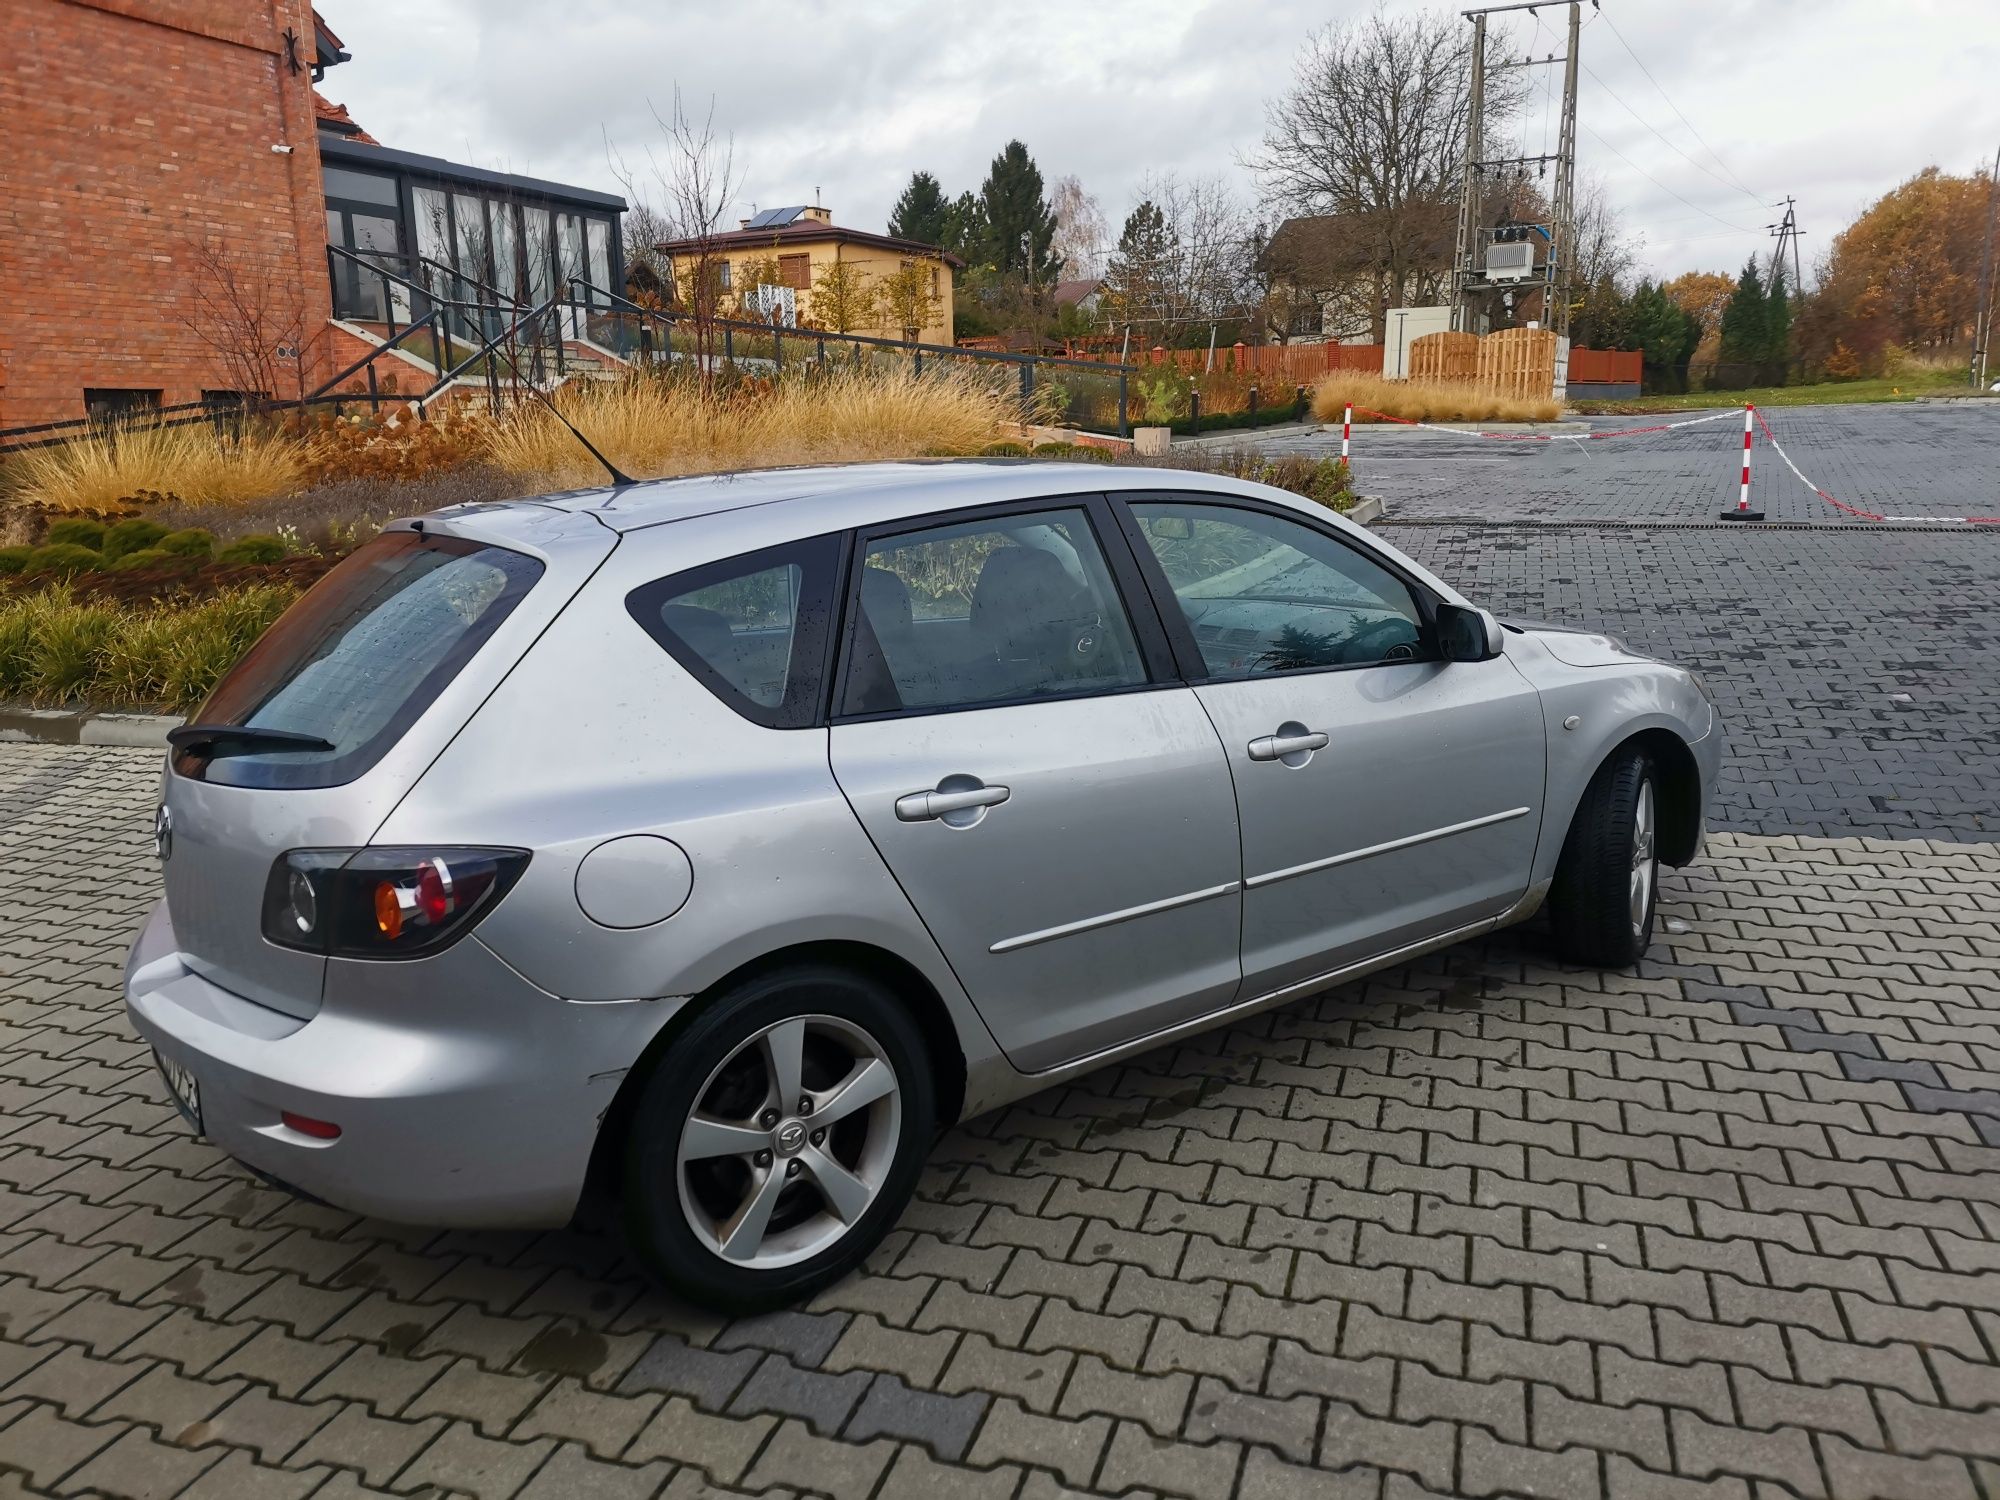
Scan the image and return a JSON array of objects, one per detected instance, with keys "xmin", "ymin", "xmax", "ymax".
[
  {"xmin": 659, "ymin": 603, "xmax": 733, "ymax": 660},
  {"xmin": 861, "ymin": 566, "xmax": 913, "ymax": 638},
  {"xmin": 970, "ymin": 548, "xmax": 1078, "ymax": 653}
]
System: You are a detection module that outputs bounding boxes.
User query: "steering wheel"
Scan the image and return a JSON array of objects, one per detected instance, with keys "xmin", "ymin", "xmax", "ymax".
[{"xmin": 1343, "ymin": 616, "xmax": 1421, "ymax": 664}]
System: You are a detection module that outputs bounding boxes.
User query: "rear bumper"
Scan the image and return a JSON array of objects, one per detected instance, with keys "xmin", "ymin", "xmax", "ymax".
[{"xmin": 123, "ymin": 900, "xmax": 685, "ymax": 1228}]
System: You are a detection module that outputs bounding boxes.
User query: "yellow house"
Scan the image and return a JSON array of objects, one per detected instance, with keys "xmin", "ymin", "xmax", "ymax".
[{"xmin": 657, "ymin": 204, "xmax": 959, "ymax": 345}]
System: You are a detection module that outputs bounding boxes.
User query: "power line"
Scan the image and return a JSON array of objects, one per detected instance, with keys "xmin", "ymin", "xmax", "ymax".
[
  {"xmin": 1598, "ymin": 6, "xmax": 1767, "ymax": 211},
  {"xmin": 1578, "ymin": 119, "xmax": 1763, "ymax": 236},
  {"xmin": 1579, "ymin": 58, "xmax": 1772, "ymax": 212}
]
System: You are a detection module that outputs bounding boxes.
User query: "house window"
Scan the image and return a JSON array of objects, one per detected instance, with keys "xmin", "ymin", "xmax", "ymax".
[
  {"xmin": 84, "ymin": 389, "xmax": 161, "ymax": 419},
  {"xmin": 779, "ymin": 254, "xmax": 811, "ymax": 291},
  {"xmin": 716, "ymin": 259, "xmax": 732, "ymax": 290},
  {"xmin": 930, "ymin": 265, "xmax": 940, "ymax": 297}
]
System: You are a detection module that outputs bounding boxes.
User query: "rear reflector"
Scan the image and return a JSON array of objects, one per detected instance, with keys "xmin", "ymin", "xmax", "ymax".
[{"xmin": 281, "ymin": 1111, "xmax": 341, "ymax": 1140}]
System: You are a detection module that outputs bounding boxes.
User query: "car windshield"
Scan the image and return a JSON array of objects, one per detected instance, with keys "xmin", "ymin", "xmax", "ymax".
[{"xmin": 175, "ymin": 531, "xmax": 543, "ymax": 789}]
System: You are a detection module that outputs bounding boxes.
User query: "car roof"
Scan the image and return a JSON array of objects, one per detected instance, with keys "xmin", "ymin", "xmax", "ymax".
[
  {"xmin": 476, "ymin": 461, "xmax": 1213, "ymax": 535},
  {"xmin": 412, "ymin": 459, "xmax": 1469, "ymax": 608}
]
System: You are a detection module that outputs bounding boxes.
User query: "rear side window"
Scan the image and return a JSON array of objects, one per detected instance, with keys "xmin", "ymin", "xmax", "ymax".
[
  {"xmin": 178, "ymin": 531, "xmax": 544, "ymax": 789},
  {"xmin": 626, "ymin": 534, "xmax": 840, "ymax": 728}
]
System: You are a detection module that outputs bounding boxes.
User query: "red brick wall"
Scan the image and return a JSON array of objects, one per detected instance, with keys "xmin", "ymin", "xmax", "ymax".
[{"xmin": 0, "ymin": 0, "xmax": 336, "ymax": 429}]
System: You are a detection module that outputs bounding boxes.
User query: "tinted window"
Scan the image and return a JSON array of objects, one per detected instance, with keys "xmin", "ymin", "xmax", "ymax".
[
  {"xmin": 1132, "ymin": 502, "xmax": 1429, "ymax": 677},
  {"xmin": 178, "ymin": 532, "xmax": 543, "ymax": 789},
  {"xmin": 627, "ymin": 535, "xmax": 839, "ymax": 728},
  {"xmin": 843, "ymin": 507, "xmax": 1148, "ymax": 716}
]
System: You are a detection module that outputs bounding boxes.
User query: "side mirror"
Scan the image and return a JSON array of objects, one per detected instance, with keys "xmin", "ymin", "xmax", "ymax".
[{"xmin": 1436, "ymin": 603, "xmax": 1503, "ymax": 662}]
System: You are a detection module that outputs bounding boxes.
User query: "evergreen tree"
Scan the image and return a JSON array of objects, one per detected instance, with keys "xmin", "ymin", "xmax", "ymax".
[
  {"xmin": 978, "ymin": 141, "xmax": 1061, "ymax": 282},
  {"xmin": 887, "ymin": 172, "xmax": 949, "ymax": 246},
  {"xmin": 1763, "ymin": 263, "xmax": 1792, "ymax": 380},
  {"xmin": 1716, "ymin": 258, "xmax": 1769, "ymax": 384},
  {"xmin": 1105, "ymin": 200, "xmax": 1171, "ymax": 324},
  {"xmin": 1627, "ymin": 280, "xmax": 1703, "ymax": 393},
  {"xmin": 941, "ymin": 191, "xmax": 989, "ymax": 265}
]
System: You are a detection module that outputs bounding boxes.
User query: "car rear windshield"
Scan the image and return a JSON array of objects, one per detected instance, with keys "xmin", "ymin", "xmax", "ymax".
[{"xmin": 175, "ymin": 531, "xmax": 544, "ymax": 789}]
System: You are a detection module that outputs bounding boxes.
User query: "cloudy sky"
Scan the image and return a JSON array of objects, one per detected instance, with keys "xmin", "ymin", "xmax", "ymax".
[{"xmin": 319, "ymin": 0, "xmax": 1997, "ymax": 281}]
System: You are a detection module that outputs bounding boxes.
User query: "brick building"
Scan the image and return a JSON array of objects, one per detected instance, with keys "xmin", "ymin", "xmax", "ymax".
[{"xmin": 0, "ymin": 2, "xmax": 625, "ymax": 432}]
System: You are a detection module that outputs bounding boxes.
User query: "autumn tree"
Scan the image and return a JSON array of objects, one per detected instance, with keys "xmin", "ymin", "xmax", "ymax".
[
  {"xmin": 809, "ymin": 258, "xmax": 878, "ymax": 334},
  {"xmin": 879, "ymin": 260, "xmax": 943, "ymax": 341},
  {"xmin": 1800, "ymin": 165, "xmax": 1991, "ymax": 375}
]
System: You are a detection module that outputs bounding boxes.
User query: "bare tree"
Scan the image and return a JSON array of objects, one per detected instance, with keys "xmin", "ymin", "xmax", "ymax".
[
  {"xmin": 1050, "ymin": 176, "xmax": 1108, "ymax": 281},
  {"xmin": 182, "ymin": 235, "xmax": 309, "ymax": 410},
  {"xmin": 1107, "ymin": 174, "xmax": 1256, "ymax": 345},
  {"xmin": 1247, "ymin": 8, "xmax": 1523, "ymax": 339},
  {"xmin": 607, "ymin": 90, "xmax": 743, "ymax": 383},
  {"xmin": 622, "ymin": 201, "xmax": 674, "ymax": 305}
]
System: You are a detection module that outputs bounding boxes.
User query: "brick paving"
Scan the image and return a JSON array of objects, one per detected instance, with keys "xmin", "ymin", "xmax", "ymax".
[
  {"xmin": 6, "ymin": 404, "xmax": 2000, "ymax": 1498},
  {"xmin": 1259, "ymin": 400, "xmax": 2000, "ymax": 526},
  {"xmin": 3, "ymin": 742, "xmax": 1999, "ymax": 1499},
  {"xmin": 1385, "ymin": 525, "xmax": 2000, "ymax": 843}
]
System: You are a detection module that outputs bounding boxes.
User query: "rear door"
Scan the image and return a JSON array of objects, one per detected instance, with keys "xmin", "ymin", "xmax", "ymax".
[
  {"xmin": 1118, "ymin": 495, "xmax": 1546, "ymax": 998},
  {"xmin": 160, "ymin": 515, "xmax": 612, "ymax": 1018},
  {"xmin": 827, "ymin": 497, "xmax": 1244, "ymax": 1073}
]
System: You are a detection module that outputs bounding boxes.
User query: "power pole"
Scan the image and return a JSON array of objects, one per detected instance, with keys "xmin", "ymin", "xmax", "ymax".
[
  {"xmin": 1767, "ymin": 196, "xmax": 1804, "ymax": 291},
  {"xmin": 1548, "ymin": 0, "xmax": 1581, "ymax": 340},
  {"xmin": 1448, "ymin": 10, "xmax": 1488, "ymax": 333},
  {"xmin": 1972, "ymin": 143, "xmax": 1998, "ymax": 389},
  {"xmin": 1449, "ymin": 1, "xmax": 1584, "ymax": 339}
]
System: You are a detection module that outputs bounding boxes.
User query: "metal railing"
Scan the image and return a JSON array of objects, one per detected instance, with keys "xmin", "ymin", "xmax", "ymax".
[{"xmin": 1, "ymin": 251, "xmax": 1140, "ymax": 450}]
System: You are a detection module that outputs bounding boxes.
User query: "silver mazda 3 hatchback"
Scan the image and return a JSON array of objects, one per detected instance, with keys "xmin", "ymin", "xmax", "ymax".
[{"xmin": 126, "ymin": 461, "xmax": 1721, "ymax": 1309}]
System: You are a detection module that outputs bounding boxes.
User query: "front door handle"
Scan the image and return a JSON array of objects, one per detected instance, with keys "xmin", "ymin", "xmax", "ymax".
[
  {"xmin": 1247, "ymin": 728, "xmax": 1329, "ymax": 763},
  {"xmin": 895, "ymin": 778, "xmax": 1011, "ymax": 824}
]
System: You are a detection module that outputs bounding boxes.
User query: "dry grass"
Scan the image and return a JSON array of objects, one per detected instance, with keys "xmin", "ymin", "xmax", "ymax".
[
  {"xmin": 1311, "ymin": 373, "xmax": 1561, "ymax": 425},
  {"xmin": 482, "ymin": 366, "xmax": 1018, "ymax": 487},
  {"xmin": 2, "ymin": 423, "xmax": 308, "ymax": 514}
]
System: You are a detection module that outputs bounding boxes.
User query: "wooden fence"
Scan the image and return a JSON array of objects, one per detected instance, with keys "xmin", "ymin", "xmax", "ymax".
[
  {"xmin": 1408, "ymin": 331, "xmax": 1479, "ymax": 383},
  {"xmin": 1408, "ymin": 327, "xmax": 1558, "ymax": 398},
  {"xmin": 1568, "ymin": 347, "xmax": 1643, "ymax": 386},
  {"xmin": 1058, "ymin": 341, "xmax": 1386, "ymax": 380}
]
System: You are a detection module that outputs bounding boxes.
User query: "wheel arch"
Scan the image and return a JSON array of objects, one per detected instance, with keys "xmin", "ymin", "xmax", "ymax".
[
  {"xmin": 579, "ymin": 940, "xmax": 969, "ymax": 1215},
  {"xmin": 1611, "ymin": 727, "xmax": 1703, "ymax": 866}
]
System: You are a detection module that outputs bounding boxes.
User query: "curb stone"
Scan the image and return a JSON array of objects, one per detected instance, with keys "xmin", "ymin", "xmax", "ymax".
[{"xmin": 0, "ymin": 706, "xmax": 181, "ymax": 748}]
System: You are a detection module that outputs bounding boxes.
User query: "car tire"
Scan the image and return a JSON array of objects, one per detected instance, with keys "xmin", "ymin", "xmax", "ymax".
[
  {"xmin": 621, "ymin": 964, "xmax": 933, "ymax": 1313},
  {"xmin": 1548, "ymin": 745, "xmax": 1659, "ymax": 968}
]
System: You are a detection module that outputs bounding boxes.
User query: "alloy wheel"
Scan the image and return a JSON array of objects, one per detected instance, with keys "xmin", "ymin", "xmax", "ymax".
[
  {"xmin": 675, "ymin": 1014, "xmax": 901, "ymax": 1269},
  {"xmin": 1629, "ymin": 779, "xmax": 1657, "ymax": 937}
]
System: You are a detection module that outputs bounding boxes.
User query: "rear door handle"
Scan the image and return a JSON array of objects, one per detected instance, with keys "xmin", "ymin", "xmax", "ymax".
[
  {"xmin": 895, "ymin": 781, "xmax": 1011, "ymax": 822},
  {"xmin": 1247, "ymin": 729, "xmax": 1329, "ymax": 762}
]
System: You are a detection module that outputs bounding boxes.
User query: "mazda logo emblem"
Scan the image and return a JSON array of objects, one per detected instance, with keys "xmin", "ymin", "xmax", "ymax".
[
  {"xmin": 153, "ymin": 805, "xmax": 173, "ymax": 862},
  {"xmin": 775, "ymin": 1121, "xmax": 806, "ymax": 1153}
]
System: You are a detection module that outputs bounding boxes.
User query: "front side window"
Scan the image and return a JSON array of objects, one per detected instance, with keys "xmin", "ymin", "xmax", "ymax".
[
  {"xmin": 1131, "ymin": 501, "xmax": 1429, "ymax": 677},
  {"xmin": 842, "ymin": 506, "xmax": 1148, "ymax": 716},
  {"xmin": 626, "ymin": 535, "xmax": 839, "ymax": 728}
]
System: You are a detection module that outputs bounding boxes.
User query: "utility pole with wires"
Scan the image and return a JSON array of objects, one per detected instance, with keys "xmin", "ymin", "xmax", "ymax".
[
  {"xmin": 1767, "ymin": 196, "xmax": 1805, "ymax": 290},
  {"xmin": 1449, "ymin": 0, "xmax": 1589, "ymax": 340},
  {"xmin": 1972, "ymin": 143, "xmax": 1998, "ymax": 390}
]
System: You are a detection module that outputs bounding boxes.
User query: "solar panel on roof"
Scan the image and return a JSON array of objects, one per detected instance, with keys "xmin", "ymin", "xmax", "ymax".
[{"xmin": 745, "ymin": 205, "xmax": 808, "ymax": 229}]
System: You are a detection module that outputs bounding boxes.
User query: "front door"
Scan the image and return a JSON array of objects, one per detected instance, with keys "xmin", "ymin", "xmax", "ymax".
[
  {"xmin": 828, "ymin": 500, "xmax": 1243, "ymax": 1073},
  {"xmin": 1121, "ymin": 496, "xmax": 1546, "ymax": 998}
]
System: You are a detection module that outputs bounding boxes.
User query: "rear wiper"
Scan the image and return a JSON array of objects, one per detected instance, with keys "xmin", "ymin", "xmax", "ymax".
[{"xmin": 167, "ymin": 724, "xmax": 335, "ymax": 756}]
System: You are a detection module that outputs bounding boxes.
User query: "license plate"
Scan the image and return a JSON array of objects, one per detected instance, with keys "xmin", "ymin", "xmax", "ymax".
[{"xmin": 156, "ymin": 1049, "xmax": 203, "ymax": 1134}]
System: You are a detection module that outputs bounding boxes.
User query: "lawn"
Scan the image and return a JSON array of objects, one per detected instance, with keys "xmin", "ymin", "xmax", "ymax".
[{"xmin": 1571, "ymin": 366, "xmax": 1987, "ymax": 414}]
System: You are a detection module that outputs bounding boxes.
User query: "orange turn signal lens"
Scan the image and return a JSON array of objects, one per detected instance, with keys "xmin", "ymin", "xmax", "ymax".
[{"xmin": 372, "ymin": 880, "xmax": 402, "ymax": 939}]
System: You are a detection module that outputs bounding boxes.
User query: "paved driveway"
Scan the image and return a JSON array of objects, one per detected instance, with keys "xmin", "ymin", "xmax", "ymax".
[{"xmin": 4, "ymin": 404, "xmax": 1999, "ymax": 1499}]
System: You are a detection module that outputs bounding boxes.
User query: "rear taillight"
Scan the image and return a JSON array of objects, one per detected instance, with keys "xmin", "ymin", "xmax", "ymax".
[{"xmin": 262, "ymin": 847, "xmax": 529, "ymax": 959}]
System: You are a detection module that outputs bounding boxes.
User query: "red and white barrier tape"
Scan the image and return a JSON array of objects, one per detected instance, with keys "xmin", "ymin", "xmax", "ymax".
[
  {"xmin": 1346, "ymin": 405, "xmax": 1743, "ymax": 442},
  {"xmin": 1751, "ymin": 409, "xmax": 2000, "ymax": 526}
]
